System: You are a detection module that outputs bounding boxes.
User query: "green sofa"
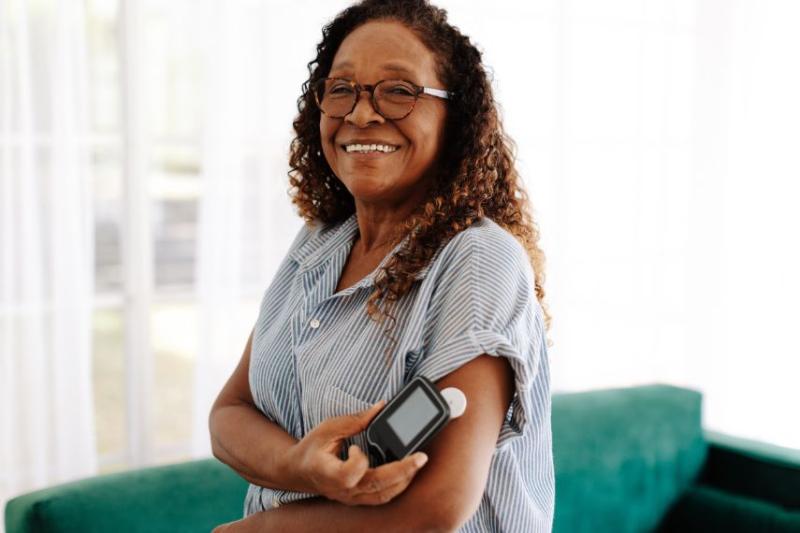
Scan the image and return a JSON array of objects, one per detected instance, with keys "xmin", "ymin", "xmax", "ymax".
[{"xmin": 6, "ymin": 384, "xmax": 800, "ymax": 532}]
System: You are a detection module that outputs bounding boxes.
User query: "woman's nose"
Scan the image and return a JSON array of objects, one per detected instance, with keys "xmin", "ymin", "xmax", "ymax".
[{"xmin": 345, "ymin": 91, "xmax": 385, "ymax": 127}]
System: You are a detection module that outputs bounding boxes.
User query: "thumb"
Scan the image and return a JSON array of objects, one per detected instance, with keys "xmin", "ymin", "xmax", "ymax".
[{"xmin": 338, "ymin": 400, "xmax": 386, "ymax": 436}]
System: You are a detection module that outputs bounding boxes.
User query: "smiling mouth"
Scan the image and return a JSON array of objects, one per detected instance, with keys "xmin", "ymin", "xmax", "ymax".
[{"xmin": 340, "ymin": 143, "xmax": 400, "ymax": 155}]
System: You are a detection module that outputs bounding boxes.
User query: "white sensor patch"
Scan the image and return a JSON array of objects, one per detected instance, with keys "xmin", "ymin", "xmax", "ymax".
[{"xmin": 441, "ymin": 387, "xmax": 467, "ymax": 419}]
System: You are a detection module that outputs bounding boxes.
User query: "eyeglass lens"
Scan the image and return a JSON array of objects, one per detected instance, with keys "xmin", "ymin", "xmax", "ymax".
[{"xmin": 315, "ymin": 79, "xmax": 416, "ymax": 119}]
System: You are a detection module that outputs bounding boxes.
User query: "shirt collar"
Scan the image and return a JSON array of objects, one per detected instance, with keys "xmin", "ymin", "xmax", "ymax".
[
  {"xmin": 289, "ymin": 212, "xmax": 433, "ymax": 289},
  {"xmin": 289, "ymin": 212, "xmax": 358, "ymax": 270}
]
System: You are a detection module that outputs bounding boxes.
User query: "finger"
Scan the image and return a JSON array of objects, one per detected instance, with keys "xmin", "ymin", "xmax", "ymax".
[
  {"xmin": 310, "ymin": 444, "xmax": 361, "ymax": 486},
  {"xmin": 346, "ymin": 471, "xmax": 421, "ymax": 506},
  {"xmin": 306, "ymin": 450, "xmax": 343, "ymax": 489},
  {"xmin": 346, "ymin": 442, "xmax": 371, "ymax": 466},
  {"xmin": 336, "ymin": 444, "xmax": 370, "ymax": 488},
  {"xmin": 335, "ymin": 400, "xmax": 386, "ymax": 437},
  {"xmin": 317, "ymin": 400, "xmax": 385, "ymax": 441},
  {"xmin": 352, "ymin": 452, "xmax": 428, "ymax": 497}
]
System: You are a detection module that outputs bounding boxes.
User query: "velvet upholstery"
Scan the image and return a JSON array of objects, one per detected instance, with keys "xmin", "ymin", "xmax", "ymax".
[
  {"xmin": 551, "ymin": 385, "xmax": 707, "ymax": 532},
  {"xmin": 5, "ymin": 459, "xmax": 246, "ymax": 533}
]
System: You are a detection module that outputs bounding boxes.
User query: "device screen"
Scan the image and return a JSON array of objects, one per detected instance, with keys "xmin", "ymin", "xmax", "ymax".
[{"xmin": 386, "ymin": 387, "xmax": 440, "ymax": 445}]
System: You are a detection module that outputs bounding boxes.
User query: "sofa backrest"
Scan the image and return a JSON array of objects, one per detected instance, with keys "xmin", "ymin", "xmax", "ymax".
[{"xmin": 552, "ymin": 384, "xmax": 707, "ymax": 533}]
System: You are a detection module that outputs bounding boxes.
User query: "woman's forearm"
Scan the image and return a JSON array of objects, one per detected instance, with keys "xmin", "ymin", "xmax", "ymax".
[
  {"xmin": 209, "ymin": 401, "xmax": 314, "ymax": 493},
  {"xmin": 217, "ymin": 496, "xmax": 450, "ymax": 533}
]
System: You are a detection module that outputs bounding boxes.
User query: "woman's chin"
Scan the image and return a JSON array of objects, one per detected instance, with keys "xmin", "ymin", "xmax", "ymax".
[{"xmin": 342, "ymin": 177, "xmax": 395, "ymax": 197}]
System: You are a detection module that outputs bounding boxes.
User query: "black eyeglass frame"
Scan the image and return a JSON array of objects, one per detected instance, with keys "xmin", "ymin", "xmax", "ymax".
[{"xmin": 313, "ymin": 77, "xmax": 453, "ymax": 120}]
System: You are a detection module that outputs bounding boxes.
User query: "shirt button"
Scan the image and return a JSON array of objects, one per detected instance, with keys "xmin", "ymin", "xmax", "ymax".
[
  {"xmin": 309, "ymin": 318, "xmax": 320, "ymax": 329},
  {"xmin": 272, "ymin": 495, "xmax": 281, "ymax": 508}
]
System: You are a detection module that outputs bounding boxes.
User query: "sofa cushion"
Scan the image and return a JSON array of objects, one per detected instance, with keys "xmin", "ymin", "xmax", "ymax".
[
  {"xmin": 700, "ymin": 430, "xmax": 800, "ymax": 509},
  {"xmin": 5, "ymin": 458, "xmax": 248, "ymax": 533},
  {"xmin": 658, "ymin": 484, "xmax": 800, "ymax": 532},
  {"xmin": 552, "ymin": 384, "xmax": 707, "ymax": 533}
]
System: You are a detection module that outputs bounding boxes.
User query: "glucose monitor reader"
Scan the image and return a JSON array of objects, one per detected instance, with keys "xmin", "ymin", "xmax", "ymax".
[{"xmin": 366, "ymin": 376, "xmax": 467, "ymax": 463}]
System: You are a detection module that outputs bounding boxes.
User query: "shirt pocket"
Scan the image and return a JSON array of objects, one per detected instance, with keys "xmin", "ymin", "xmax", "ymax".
[{"xmin": 318, "ymin": 384, "xmax": 377, "ymax": 466}]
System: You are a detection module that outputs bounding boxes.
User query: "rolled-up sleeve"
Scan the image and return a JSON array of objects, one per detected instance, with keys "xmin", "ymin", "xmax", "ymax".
[{"xmin": 409, "ymin": 227, "xmax": 546, "ymax": 449}]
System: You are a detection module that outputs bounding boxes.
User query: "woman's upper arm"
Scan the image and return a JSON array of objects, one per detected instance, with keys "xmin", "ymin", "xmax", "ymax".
[
  {"xmin": 211, "ymin": 327, "xmax": 255, "ymax": 410},
  {"xmin": 391, "ymin": 353, "xmax": 514, "ymax": 531}
]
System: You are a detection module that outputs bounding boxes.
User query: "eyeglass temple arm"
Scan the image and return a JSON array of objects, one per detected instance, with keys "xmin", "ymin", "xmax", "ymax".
[{"xmin": 422, "ymin": 87, "xmax": 451, "ymax": 100}]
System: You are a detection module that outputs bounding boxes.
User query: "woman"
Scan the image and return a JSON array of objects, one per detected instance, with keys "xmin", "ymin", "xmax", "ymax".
[{"xmin": 210, "ymin": 0, "xmax": 554, "ymax": 531}]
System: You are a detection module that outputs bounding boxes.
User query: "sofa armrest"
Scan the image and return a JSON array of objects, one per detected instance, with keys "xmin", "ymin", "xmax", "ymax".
[
  {"xmin": 5, "ymin": 458, "xmax": 248, "ymax": 533},
  {"xmin": 552, "ymin": 384, "xmax": 708, "ymax": 533},
  {"xmin": 699, "ymin": 429, "xmax": 800, "ymax": 509}
]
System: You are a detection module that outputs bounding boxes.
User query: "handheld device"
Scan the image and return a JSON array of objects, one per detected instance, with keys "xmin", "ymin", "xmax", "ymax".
[{"xmin": 366, "ymin": 375, "xmax": 467, "ymax": 463}]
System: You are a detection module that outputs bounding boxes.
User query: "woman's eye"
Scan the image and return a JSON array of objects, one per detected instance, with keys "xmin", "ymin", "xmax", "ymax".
[
  {"xmin": 329, "ymin": 86, "xmax": 353, "ymax": 94},
  {"xmin": 388, "ymin": 86, "xmax": 414, "ymax": 96}
]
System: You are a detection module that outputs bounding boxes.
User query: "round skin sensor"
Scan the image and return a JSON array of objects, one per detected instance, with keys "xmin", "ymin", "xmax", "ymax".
[{"xmin": 441, "ymin": 387, "xmax": 467, "ymax": 419}]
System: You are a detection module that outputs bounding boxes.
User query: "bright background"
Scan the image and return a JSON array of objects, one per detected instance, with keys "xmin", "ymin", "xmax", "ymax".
[{"xmin": 3, "ymin": 0, "xmax": 800, "ymax": 524}]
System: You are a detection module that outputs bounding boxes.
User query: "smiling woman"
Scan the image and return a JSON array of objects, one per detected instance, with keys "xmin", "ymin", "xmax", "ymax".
[{"xmin": 208, "ymin": 1, "xmax": 554, "ymax": 532}]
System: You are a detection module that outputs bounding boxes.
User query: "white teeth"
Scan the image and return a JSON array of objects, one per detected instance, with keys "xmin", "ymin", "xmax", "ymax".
[{"xmin": 344, "ymin": 143, "xmax": 398, "ymax": 153}]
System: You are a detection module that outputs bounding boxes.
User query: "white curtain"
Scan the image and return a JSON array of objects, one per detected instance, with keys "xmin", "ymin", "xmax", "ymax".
[
  {"xmin": 689, "ymin": 0, "xmax": 800, "ymax": 446},
  {"xmin": 0, "ymin": 0, "xmax": 97, "ymax": 518},
  {"xmin": 531, "ymin": 0, "xmax": 800, "ymax": 449}
]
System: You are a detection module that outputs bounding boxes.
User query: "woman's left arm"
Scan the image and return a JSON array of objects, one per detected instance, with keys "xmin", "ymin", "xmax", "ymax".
[{"xmin": 214, "ymin": 353, "xmax": 513, "ymax": 533}]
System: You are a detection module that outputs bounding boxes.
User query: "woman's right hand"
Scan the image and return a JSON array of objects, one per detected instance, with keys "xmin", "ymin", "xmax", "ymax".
[{"xmin": 287, "ymin": 400, "xmax": 430, "ymax": 506}]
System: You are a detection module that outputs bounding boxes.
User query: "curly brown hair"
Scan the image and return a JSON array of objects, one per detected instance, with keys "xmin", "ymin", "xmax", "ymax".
[{"xmin": 287, "ymin": 0, "xmax": 553, "ymax": 354}]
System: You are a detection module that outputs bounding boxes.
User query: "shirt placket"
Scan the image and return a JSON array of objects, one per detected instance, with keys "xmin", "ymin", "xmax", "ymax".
[{"xmin": 290, "ymin": 246, "xmax": 349, "ymax": 436}]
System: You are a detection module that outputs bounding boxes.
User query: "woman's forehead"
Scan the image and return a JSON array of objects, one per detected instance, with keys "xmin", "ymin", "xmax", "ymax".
[
  {"xmin": 330, "ymin": 20, "xmax": 440, "ymax": 84},
  {"xmin": 330, "ymin": 60, "xmax": 418, "ymax": 79}
]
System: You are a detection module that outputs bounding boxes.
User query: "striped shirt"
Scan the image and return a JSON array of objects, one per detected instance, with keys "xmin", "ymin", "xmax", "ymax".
[{"xmin": 243, "ymin": 212, "xmax": 554, "ymax": 532}]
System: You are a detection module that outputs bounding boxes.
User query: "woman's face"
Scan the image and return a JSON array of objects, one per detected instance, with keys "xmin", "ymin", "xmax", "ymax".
[{"xmin": 319, "ymin": 20, "xmax": 448, "ymax": 208}]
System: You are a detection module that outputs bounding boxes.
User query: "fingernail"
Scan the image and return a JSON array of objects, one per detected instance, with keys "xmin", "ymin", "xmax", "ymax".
[{"xmin": 414, "ymin": 453, "xmax": 428, "ymax": 467}]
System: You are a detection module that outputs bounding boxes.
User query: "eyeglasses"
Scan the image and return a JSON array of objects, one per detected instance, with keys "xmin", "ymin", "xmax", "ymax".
[{"xmin": 313, "ymin": 77, "xmax": 452, "ymax": 120}]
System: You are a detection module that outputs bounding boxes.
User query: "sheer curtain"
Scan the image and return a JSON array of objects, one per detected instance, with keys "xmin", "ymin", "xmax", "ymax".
[
  {"xmin": 537, "ymin": 0, "xmax": 800, "ymax": 448},
  {"xmin": 690, "ymin": 0, "xmax": 800, "ymax": 446},
  {"xmin": 0, "ymin": 0, "xmax": 97, "ymax": 516}
]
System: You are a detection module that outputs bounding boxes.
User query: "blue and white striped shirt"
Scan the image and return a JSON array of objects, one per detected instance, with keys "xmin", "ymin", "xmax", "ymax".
[{"xmin": 244, "ymin": 212, "xmax": 554, "ymax": 532}]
